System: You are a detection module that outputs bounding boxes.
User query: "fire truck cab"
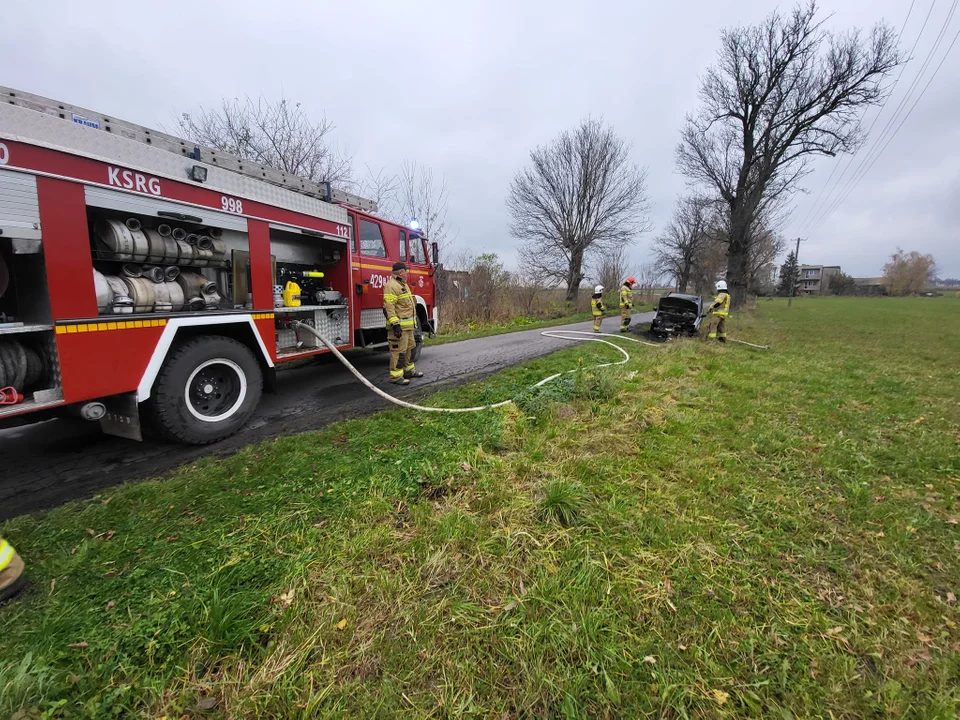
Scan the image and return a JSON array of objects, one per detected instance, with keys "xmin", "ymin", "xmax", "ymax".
[{"xmin": 0, "ymin": 88, "xmax": 437, "ymax": 444}]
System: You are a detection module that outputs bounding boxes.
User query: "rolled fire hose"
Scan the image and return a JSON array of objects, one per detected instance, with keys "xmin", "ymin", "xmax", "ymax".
[
  {"xmin": 175, "ymin": 239, "xmax": 195, "ymax": 265},
  {"xmin": 164, "ymin": 266, "xmax": 180, "ymax": 281},
  {"xmin": 142, "ymin": 228, "xmax": 169, "ymax": 264},
  {"xmin": 96, "ymin": 219, "xmax": 135, "ymax": 260},
  {"xmin": 143, "ymin": 266, "xmax": 166, "ymax": 283},
  {"xmin": 123, "ymin": 276, "xmax": 156, "ymax": 313},
  {"xmin": 121, "ymin": 264, "xmax": 143, "ymax": 278},
  {"xmin": 94, "ymin": 269, "xmax": 113, "ymax": 313},
  {"xmin": 153, "ymin": 281, "xmax": 185, "ymax": 313},
  {"xmin": 171, "ymin": 227, "xmax": 187, "ymax": 242},
  {"xmin": 126, "ymin": 220, "xmax": 149, "ymax": 263},
  {"xmin": 290, "ymin": 322, "xmax": 661, "ymax": 413}
]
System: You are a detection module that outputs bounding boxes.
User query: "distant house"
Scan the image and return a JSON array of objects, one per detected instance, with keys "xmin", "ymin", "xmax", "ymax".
[
  {"xmin": 798, "ymin": 264, "xmax": 841, "ymax": 295},
  {"xmin": 853, "ymin": 277, "xmax": 887, "ymax": 295}
]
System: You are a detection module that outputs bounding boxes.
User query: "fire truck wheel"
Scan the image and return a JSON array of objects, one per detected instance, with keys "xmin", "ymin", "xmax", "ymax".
[{"xmin": 148, "ymin": 336, "xmax": 263, "ymax": 445}]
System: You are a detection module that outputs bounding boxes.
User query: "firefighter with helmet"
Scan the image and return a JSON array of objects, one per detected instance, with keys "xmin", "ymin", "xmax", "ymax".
[
  {"xmin": 619, "ymin": 277, "xmax": 636, "ymax": 332},
  {"xmin": 383, "ymin": 262, "xmax": 423, "ymax": 385},
  {"xmin": 706, "ymin": 280, "xmax": 731, "ymax": 342},
  {"xmin": 591, "ymin": 285, "xmax": 605, "ymax": 333},
  {"xmin": 0, "ymin": 536, "xmax": 25, "ymax": 604}
]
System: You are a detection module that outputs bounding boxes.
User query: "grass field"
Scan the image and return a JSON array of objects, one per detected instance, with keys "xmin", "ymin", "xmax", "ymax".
[{"xmin": 2, "ymin": 297, "xmax": 958, "ymax": 718}]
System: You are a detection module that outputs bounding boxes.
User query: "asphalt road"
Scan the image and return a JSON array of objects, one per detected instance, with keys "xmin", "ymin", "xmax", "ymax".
[{"xmin": 0, "ymin": 314, "xmax": 654, "ymax": 520}]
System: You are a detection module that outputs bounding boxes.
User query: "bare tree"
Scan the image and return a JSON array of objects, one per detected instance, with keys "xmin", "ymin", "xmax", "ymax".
[
  {"xmin": 883, "ymin": 248, "xmax": 937, "ymax": 295},
  {"xmin": 177, "ymin": 95, "xmax": 353, "ymax": 187},
  {"xmin": 396, "ymin": 161, "xmax": 453, "ymax": 250},
  {"xmin": 358, "ymin": 164, "xmax": 399, "ymax": 219},
  {"xmin": 653, "ymin": 195, "xmax": 715, "ymax": 292},
  {"xmin": 635, "ymin": 262, "xmax": 664, "ymax": 304},
  {"xmin": 677, "ymin": 1, "xmax": 901, "ymax": 307},
  {"xmin": 508, "ymin": 118, "xmax": 651, "ymax": 303},
  {"xmin": 593, "ymin": 246, "xmax": 629, "ymax": 297}
]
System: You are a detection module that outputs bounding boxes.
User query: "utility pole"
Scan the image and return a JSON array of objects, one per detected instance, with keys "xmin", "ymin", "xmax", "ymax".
[{"xmin": 787, "ymin": 237, "xmax": 805, "ymax": 307}]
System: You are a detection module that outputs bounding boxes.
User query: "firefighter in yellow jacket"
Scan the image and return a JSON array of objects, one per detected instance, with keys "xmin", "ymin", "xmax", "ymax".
[
  {"xmin": 0, "ymin": 536, "xmax": 25, "ymax": 604},
  {"xmin": 383, "ymin": 262, "xmax": 422, "ymax": 385},
  {"xmin": 619, "ymin": 277, "xmax": 636, "ymax": 332},
  {"xmin": 706, "ymin": 280, "xmax": 731, "ymax": 342},
  {"xmin": 590, "ymin": 285, "xmax": 605, "ymax": 332}
]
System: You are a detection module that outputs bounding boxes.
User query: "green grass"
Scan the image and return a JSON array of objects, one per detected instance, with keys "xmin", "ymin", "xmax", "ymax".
[{"xmin": 2, "ymin": 297, "xmax": 959, "ymax": 718}]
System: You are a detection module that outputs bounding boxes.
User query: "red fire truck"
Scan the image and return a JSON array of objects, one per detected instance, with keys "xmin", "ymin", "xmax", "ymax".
[{"xmin": 0, "ymin": 88, "xmax": 438, "ymax": 444}]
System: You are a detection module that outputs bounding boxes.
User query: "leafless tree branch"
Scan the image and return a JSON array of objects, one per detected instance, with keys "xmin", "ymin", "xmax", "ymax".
[
  {"xmin": 177, "ymin": 95, "xmax": 353, "ymax": 188},
  {"xmin": 677, "ymin": 0, "xmax": 901, "ymax": 306},
  {"xmin": 508, "ymin": 118, "xmax": 652, "ymax": 302}
]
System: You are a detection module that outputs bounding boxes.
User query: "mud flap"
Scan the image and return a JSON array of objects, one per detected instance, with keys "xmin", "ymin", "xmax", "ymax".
[{"xmin": 99, "ymin": 392, "xmax": 142, "ymax": 441}]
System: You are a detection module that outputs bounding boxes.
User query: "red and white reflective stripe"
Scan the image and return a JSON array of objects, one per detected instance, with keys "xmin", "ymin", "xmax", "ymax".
[{"xmin": 0, "ymin": 540, "xmax": 14, "ymax": 571}]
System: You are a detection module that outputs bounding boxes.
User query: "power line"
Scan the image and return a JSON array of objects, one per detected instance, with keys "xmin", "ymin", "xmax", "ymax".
[
  {"xmin": 798, "ymin": 0, "xmax": 936, "ymax": 234},
  {"xmin": 808, "ymin": 1, "xmax": 958, "ymax": 233},
  {"xmin": 808, "ymin": 22, "xmax": 960, "ymax": 233}
]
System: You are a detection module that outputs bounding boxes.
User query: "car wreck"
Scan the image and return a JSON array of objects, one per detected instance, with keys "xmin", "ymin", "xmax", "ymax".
[{"xmin": 649, "ymin": 293, "xmax": 704, "ymax": 339}]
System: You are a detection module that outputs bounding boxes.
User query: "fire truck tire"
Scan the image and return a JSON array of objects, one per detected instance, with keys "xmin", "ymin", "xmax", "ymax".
[{"xmin": 147, "ymin": 336, "xmax": 263, "ymax": 445}]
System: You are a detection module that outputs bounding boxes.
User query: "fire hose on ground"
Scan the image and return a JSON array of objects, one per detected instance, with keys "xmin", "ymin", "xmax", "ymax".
[{"xmin": 290, "ymin": 321, "xmax": 766, "ymax": 414}]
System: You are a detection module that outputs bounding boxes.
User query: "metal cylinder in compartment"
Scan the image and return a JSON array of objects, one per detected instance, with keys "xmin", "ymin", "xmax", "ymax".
[
  {"xmin": 123, "ymin": 276, "xmax": 156, "ymax": 313},
  {"xmin": 153, "ymin": 281, "xmax": 185, "ymax": 313}
]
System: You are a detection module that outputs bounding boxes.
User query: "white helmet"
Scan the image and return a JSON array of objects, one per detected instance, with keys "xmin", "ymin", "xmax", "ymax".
[
  {"xmin": 715, "ymin": 280, "xmax": 728, "ymax": 291},
  {"xmin": 594, "ymin": 285, "xmax": 604, "ymax": 294}
]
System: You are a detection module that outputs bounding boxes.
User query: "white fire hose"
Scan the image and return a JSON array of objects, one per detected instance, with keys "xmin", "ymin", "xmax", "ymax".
[
  {"xmin": 290, "ymin": 321, "xmax": 767, "ymax": 414},
  {"xmin": 291, "ymin": 322, "xmax": 662, "ymax": 413}
]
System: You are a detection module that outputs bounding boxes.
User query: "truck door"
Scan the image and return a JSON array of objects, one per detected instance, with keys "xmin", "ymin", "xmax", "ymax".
[
  {"xmin": 407, "ymin": 231, "xmax": 431, "ymax": 309},
  {"xmin": 352, "ymin": 214, "xmax": 392, "ymax": 339}
]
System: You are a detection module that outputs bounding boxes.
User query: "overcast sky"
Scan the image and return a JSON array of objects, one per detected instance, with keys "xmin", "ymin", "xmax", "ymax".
[{"xmin": 7, "ymin": 0, "xmax": 959, "ymax": 278}]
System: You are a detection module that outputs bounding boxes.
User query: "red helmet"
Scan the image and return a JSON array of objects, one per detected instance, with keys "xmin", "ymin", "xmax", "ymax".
[{"xmin": 626, "ymin": 277, "xmax": 636, "ymax": 285}]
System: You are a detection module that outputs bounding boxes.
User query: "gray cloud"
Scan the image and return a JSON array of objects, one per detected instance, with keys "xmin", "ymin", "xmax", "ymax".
[{"xmin": 7, "ymin": 0, "xmax": 957, "ymax": 277}]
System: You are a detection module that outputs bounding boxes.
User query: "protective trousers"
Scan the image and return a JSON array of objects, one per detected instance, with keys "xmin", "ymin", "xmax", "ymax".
[
  {"xmin": 593, "ymin": 315, "xmax": 603, "ymax": 332},
  {"xmin": 707, "ymin": 314, "xmax": 727, "ymax": 340},
  {"xmin": 620, "ymin": 306, "xmax": 631, "ymax": 331},
  {"xmin": 389, "ymin": 328, "xmax": 416, "ymax": 378}
]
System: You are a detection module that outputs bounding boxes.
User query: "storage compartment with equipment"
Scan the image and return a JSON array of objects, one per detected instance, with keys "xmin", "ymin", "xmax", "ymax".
[
  {"xmin": 84, "ymin": 188, "xmax": 251, "ymax": 316},
  {"xmin": 268, "ymin": 224, "xmax": 350, "ymax": 356}
]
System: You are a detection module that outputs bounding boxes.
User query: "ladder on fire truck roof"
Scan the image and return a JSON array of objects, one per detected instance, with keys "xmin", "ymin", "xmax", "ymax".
[{"xmin": 0, "ymin": 86, "xmax": 377, "ymax": 213}]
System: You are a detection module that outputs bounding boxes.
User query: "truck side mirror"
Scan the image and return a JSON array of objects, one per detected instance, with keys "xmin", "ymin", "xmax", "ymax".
[{"xmin": 431, "ymin": 241, "xmax": 439, "ymax": 266}]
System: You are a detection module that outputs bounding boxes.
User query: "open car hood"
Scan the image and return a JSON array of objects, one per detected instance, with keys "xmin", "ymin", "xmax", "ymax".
[{"xmin": 657, "ymin": 294, "xmax": 702, "ymax": 314}]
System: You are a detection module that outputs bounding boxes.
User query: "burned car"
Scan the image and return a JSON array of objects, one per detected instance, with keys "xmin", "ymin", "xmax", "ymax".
[{"xmin": 649, "ymin": 293, "xmax": 704, "ymax": 339}]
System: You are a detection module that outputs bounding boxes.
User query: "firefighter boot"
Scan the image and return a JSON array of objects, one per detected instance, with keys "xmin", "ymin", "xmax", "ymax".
[
  {"xmin": 390, "ymin": 375, "xmax": 410, "ymax": 386},
  {"xmin": 404, "ymin": 368, "xmax": 424, "ymax": 379},
  {"xmin": 620, "ymin": 316, "xmax": 631, "ymax": 333},
  {"xmin": 0, "ymin": 539, "xmax": 25, "ymax": 604}
]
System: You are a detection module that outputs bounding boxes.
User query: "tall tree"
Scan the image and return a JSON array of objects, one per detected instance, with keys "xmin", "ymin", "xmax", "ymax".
[
  {"xmin": 177, "ymin": 95, "xmax": 352, "ymax": 187},
  {"xmin": 883, "ymin": 248, "xmax": 937, "ymax": 295},
  {"xmin": 677, "ymin": 1, "xmax": 901, "ymax": 308},
  {"xmin": 653, "ymin": 195, "xmax": 713, "ymax": 292},
  {"xmin": 777, "ymin": 251, "xmax": 799, "ymax": 296},
  {"xmin": 508, "ymin": 118, "xmax": 651, "ymax": 302},
  {"xmin": 827, "ymin": 271, "xmax": 857, "ymax": 295}
]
